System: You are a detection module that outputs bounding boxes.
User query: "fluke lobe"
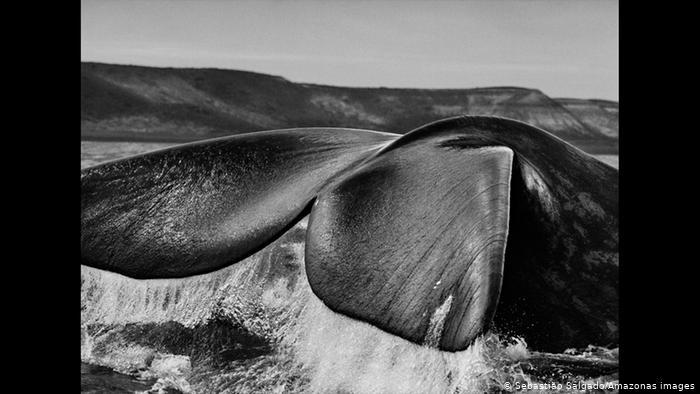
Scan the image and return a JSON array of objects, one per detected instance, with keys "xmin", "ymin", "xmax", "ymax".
[{"xmin": 81, "ymin": 116, "xmax": 618, "ymax": 352}]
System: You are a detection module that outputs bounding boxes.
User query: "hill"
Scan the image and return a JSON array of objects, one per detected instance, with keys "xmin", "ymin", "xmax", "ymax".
[
  {"xmin": 554, "ymin": 98, "xmax": 619, "ymax": 139},
  {"xmin": 81, "ymin": 62, "xmax": 618, "ymax": 153}
]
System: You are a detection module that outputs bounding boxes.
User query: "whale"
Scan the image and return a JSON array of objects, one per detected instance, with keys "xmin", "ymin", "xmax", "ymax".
[{"xmin": 81, "ymin": 116, "xmax": 618, "ymax": 353}]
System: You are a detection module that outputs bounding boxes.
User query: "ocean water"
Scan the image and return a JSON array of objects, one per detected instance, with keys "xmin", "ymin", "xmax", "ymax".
[{"xmin": 80, "ymin": 141, "xmax": 619, "ymax": 393}]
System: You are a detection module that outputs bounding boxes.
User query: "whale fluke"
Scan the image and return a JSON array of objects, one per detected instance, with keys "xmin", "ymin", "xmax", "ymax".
[
  {"xmin": 313, "ymin": 116, "xmax": 616, "ymax": 352},
  {"xmin": 306, "ymin": 140, "xmax": 513, "ymax": 351},
  {"xmin": 81, "ymin": 128, "xmax": 396, "ymax": 278}
]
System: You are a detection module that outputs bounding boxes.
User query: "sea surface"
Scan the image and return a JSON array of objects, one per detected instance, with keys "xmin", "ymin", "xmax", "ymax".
[{"xmin": 81, "ymin": 141, "xmax": 620, "ymax": 393}]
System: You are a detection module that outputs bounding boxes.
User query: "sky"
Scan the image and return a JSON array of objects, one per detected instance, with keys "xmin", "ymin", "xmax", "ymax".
[{"xmin": 81, "ymin": 0, "xmax": 618, "ymax": 101}]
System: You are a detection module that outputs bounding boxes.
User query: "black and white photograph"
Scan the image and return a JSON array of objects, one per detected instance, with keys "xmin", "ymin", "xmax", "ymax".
[{"xmin": 80, "ymin": 1, "xmax": 625, "ymax": 392}]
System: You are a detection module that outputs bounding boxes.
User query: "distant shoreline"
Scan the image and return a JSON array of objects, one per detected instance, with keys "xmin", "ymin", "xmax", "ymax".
[{"xmin": 81, "ymin": 62, "xmax": 618, "ymax": 158}]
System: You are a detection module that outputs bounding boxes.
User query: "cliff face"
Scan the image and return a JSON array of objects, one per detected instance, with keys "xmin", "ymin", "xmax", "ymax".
[
  {"xmin": 82, "ymin": 62, "xmax": 618, "ymax": 153},
  {"xmin": 555, "ymin": 98, "xmax": 619, "ymax": 139}
]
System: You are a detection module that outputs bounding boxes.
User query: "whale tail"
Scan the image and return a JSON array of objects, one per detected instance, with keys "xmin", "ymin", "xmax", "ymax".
[
  {"xmin": 81, "ymin": 116, "xmax": 618, "ymax": 352},
  {"xmin": 81, "ymin": 128, "xmax": 395, "ymax": 278}
]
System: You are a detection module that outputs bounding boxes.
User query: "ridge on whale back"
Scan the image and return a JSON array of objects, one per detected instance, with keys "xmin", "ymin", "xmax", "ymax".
[{"xmin": 81, "ymin": 116, "xmax": 618, "ymax": 353}]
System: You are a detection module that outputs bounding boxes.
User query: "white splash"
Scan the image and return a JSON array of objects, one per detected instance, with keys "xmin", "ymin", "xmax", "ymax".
[
  {"xmin": 80, "ymin": 223, "xmax": 519, "ymax": 393},
  {"xmin": 423, "ymin": 295, "xmax": 454, "ymax": 348},
  {"xmin": 278, "ymin": 292, "xmax": 490, "ymax": 393}
]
